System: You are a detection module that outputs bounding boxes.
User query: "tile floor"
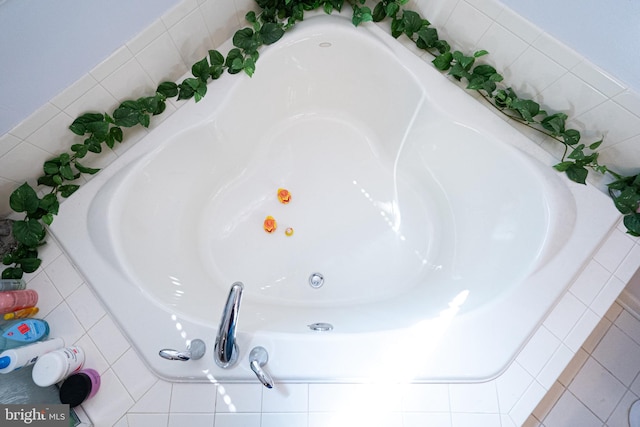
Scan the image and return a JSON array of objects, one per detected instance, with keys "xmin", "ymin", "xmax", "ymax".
[{"xmin": 528, "ymin": 300, "xmax": 640, "ymax": 427}]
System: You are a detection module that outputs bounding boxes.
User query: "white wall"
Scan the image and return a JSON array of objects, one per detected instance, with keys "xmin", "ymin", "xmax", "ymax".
[
  {"xmin": 499, "ymin": 0, "xmax": 640, "ymax": 94},
  {"xmin": 0, "ymin": 0, "xmax": 181, "ymax": 135}
]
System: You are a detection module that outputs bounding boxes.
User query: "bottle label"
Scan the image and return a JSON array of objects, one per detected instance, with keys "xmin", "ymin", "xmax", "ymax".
[{"xmin": 2, "ymin": 319, "xmax": 47, "ymax": 343}]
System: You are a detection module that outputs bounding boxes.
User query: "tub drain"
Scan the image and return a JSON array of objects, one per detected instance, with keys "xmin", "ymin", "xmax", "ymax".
[
  {"xmin": 308, "ymin": 322, "xmax": 333, "ymax": 332},
  {"xmin": 309, "ymin": 273, "xmax": 324, "ymax": 288}
]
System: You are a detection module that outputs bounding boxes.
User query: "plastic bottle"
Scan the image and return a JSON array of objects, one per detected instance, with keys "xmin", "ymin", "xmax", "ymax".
[
  {"xmin": 59, "ymin": 369, "xmax": 101, "ymax": 407},
  {"xmin": 0, "ymin": 337, "xmax": 65, "ymax": 374},
  {"xmin": 0, "ymin": 318, "xmax": 50, "ymax": 352},
  {"xmin": 0, "ymin": 289, "xmax": 38, "ymax": 314},
  {"xmin": 3, "ymin": 306, "xmax": 39, "ymax": 321},
  {"xmin": 32, "ymin": 346, "xmax": 85, "ymax": 387},
  {"xmin": 0, "ymin": 279, "xmax": 27, "ymax": 291}
]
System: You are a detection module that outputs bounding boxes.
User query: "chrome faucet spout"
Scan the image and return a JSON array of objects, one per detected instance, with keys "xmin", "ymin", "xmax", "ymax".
[{"xmin": 214, "ymin": 282, "xmax": 244, "ymax": 368}]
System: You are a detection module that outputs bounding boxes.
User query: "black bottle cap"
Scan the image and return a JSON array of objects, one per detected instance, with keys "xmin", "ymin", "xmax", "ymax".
[{"xmin": 59, "ymin": 373, "xmax": 92, "ymax": 407}]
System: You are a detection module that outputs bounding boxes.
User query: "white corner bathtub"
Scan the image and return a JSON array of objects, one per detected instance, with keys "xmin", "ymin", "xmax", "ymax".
[{"xmin": 51, "ymin": 13, "xmax": 619, "ymax": 383}]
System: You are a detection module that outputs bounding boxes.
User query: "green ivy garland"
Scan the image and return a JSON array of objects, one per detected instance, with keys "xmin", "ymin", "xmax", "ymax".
[{"xmin": 3, "ymin": 0, "xmax": 639, "ymax": 279}]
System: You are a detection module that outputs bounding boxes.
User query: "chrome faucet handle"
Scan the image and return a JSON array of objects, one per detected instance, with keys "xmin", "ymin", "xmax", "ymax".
[
  {"xmin": 249, "ymin": 346, "xmax": 273, "ymax": 389},
  {"xmin": 214, "ymin": 282, "xmax": 243, "ymax": 368},
  {"xmin": 159, "ymin": 339, "xmax": 206, "ymax": 361}
]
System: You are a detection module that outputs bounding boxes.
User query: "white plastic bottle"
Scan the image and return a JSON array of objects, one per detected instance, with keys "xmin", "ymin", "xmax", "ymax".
[
  {"xmin": 0, "ymin": 337, "xmax": 64, "ymax": 374},
  {"xmin": 31, "ymin": 346, "xmax": 85, "ymax": 387}
]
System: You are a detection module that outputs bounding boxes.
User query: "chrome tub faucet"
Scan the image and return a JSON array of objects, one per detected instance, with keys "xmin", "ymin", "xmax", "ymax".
[{"xmin": 214, "ymin": 282, "xmax": 243, "ymax": 368}]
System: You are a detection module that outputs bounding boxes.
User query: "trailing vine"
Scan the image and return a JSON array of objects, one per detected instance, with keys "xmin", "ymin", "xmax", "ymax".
[{"xmin": 2, "ymin": 0, "xmax": 639, "ymax": 279}]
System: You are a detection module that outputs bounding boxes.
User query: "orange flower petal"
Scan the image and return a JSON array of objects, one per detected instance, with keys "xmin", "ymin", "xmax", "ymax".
[
  {"xmin": 263, "ymin": 216, "xmax": 277, "ymax": 233},
  {"xmin": 277, "ymin": 188, "xmax": 291, "ymax": 204}
]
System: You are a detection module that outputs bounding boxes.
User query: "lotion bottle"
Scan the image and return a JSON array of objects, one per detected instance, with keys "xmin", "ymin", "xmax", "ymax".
[
  {"xmin": 0, "ymin": 289, "xmax": 38, "ymax": 314},
  {"xmin": 0, "ymin": 337, "xmax": 65, "ymax": 374},
  {"xmin": 32, "ymin": 346, "xmax": 85, "ymax": 387},
  {"xmin": 0, "ymin": 318, "xmax": 50, "ymax": 352}
]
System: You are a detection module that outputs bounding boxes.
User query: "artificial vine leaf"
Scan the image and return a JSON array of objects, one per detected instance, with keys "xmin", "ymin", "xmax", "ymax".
[
  {"xmin": 39, "ymin": 193, "xmax": 59, "ymax": 215},
  {"xmin": 562, "ymin": 129, "xmax": 581, "ymax": 146},
  {"xmin": 69, "ymin": 113, "xmax": 106, "ymax": 136},
  {"xmin": 12, "ymin": 219, "xmax": 45, "ymax": 247},
  {"xmin": 432, "ymin": 51, "xmax": 453, "ymax": 70},
  {"xmin": 401, "ymin": 10, "xmax": 424, "ymax": 37},
  {"xmin": 233, "ymin": 28, "xmax": 259, "ymax": 51},
  {"xmin": 416, "ymin": 27, "xmax": 438, "ymax": 50},
  {"xmin": 9, "ymin": 183, "xmax": 39, "ymax": 215},
  {"xmin": 260, "ymin": 23, "xmax": 285, "ymax": 45},
  {"xmin": 192, "ymin": 57, "xmax": 210, "ymax": 79},
  {"xmin": 565, "ymin": 163, "xmax": 588, "ymax": 184},
  {"xmin": 209, "ymin": 50, "xmax": 225, "ymax": 66},
  {"xmin": 157, "ymin": 82, "xmax": 179, "ymax": 98},
  {"xmin": 74, "ymin": 161, "xmax": 100, "ymax": 175},
  {"xmin": 624, "ymin": 213, "xmax": 640, "ymax": 237},
  {"xmin": 541, "ymin": 113, "xmax": 567, "ymax": 136},
  {"xmin": 2, "ymin": 267, "xmax": 23, "ymax": 280},
  {"xmin": 59, "ymin": 185, "xmax": 80, "ymax": 198},
  {"xmin": 612, "ymin": 186, "xmax": 640, "ymax": 214},
  {"xmin": 18, "ymin": 257, "xmax": 42, "ymax": 273}
]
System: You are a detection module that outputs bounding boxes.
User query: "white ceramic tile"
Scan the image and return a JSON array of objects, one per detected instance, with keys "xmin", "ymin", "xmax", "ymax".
[
  {"xmin": 495, "ymin": 361, "xmax": 533, "ymax": 413},
  {"xmin": 309, "ymin": 383, "xmax": 402, "ymax": 413},
  {"xmin": 0, "ymin": 141, "xmax": 53, "ymax": 183},
  {"xmin": 593, "ymin": 325, "xmax": 640, "ymax": 387},
  {"xmin": 569, "ymin": 357, "xmax": 626, "ymax": 421},
  {"xmin": 476, "ymin": 22, "xmax": 529, "ymax": 73},
  {"xmin": 26, "ymin": 269, "xmax": 63, "ymax": 317},
  {"xmin": 444, "ymin": 1, "xmax": 493, "ymax": 50},
  {"xmin": 63, "ymin": 84, "xmax": 119, "ymax": 124},
  {"xmin": 464, "ymin": 0, "xmax": 503, "ymax": 19},
  {"xmin": 531, "ymin": 32, "xmax": 582, "ymax": 71},
  {"xmin": 505, "ymin": 46, "xmax": 566, "ymax": 96},
  {"xmin": 113, "ymin": 415, "xmax": 129, "ymax": 427},
  {"xmin": 571, "ymin": 61, "xmax": 626, "ymax": 98},
  {"xmin": 537, "ymin": 344, "xmax": 575, "ymax": 389},
  {"xmin": 65, "ymin": 283, "xmax": 107, "ymax": 329},
  {"xmin": 495, "ymin": 6, "xmax": 542, "ymax": 44},
  {"xmin": 25, "ymin": 111, "xmax": 77, "ymax": 155},
  {"xmin": 409, "ymin": 0, "xmax": 458, "ymax": 28},
  {"xmin": 199, "ymin": 0, "xmax": 242, "ymax": 47},
  {"xmin": 112, "ymin": 347, "xmax": 158, "ymax": 401},
  {"xmin": 100, "ymin": 58, "xmax": 157, "ymax": 103},
  {"xmin": 538, "ymin": 72, "xmax": 607, "ymax": 119},
  {"xmin": 214, "ymin": 412, "xmax": 261, "ymax": 427},
  {"xmin": 401, "ymin": 383, "xmax": 450, "ymax": 412},
  {"xmin": 127, "ymin": 413, "xmax": 169, "ymax": 427},
  {"xmin": 168, "ymin": 8, "xmax": 214, "ymax": 68},
  {"xmin": 599, "ymin": 134, "xmax": 640, "ymax": 177},
  {"xmin": 215, "ymin": 383, "xmax": 262, "ymax": 413},
  {"xmin": 81, "ymin": 369, "xmax": 135, "ymax": 427},
  {"xmin": 88, "ymin": 315, "xmax": 131, "ymax": 365},
  {"xmin": 570, "ymin": 260, "xmax": 613, "ymax": 306},
  {"xmin": 450, "ymin": 412, "xmax": 501, "ymax": 427},
  {"xmin": 591, "ymin": 276, "xmax": 627, "ymax": 317},
  {"xmin": 262, "ymin": 383, "xmax": 308, "ymax": 412},
  {"xmin": 544, "ymin": 292, "xmax": 587, "ymax": 340},
  {"xmin": 33, "ymin": 237, "xmax": 63, "ymax": 270},
  {"xmin": 308, "ymin": 411, "xmax": 403, "ymax": 427},
  {"xmin": 74, "ymin": 333, "xmax": 110, "ymax": 375},
  {"xmin": 614, "ymin": 90, "xmax": 640, "ymax": 117},
  {"xmin": 403, "ymin": 412, "xmax": 452, "ymax": 427},
  {"xmin": 135, "ymin": 32, "xmax": 189, "ymax": 86},
  {"xmin": 578, "ymin": 100, "xmax": 640, "ymax": 148},
  {"xmin": 542, "ymin": 390, "xmax": 602, "ymax": 427},
  {"xmin": 261, "ymin": 412, "xmax": 308, "ymax": 427},
  {"xmin": 9, "ymin": 103, "xmax": 60, "ymax": 140},
  {"xmin": 167, "ymin": 413, "xmax": 214, "ymax": 427},
  {"xmin": 44, "ymin": 253, "xmax": 84, "ymax": 298},
  {"xmin": 616, "ymin": 244, "xmax": 640, "ymax": 284},
  {"xmin": 0, "ymin": 132, "xmax": 21, "ymax": 158},
  {"xmin": 516, "ymin": 326, "xmax": 561, "ymax": 377},
  {"xmin": 508, "ymin": 380, "xmax": 547, "ymax": 426},
  {"xmin": 130, "ymin": 380, "xmax": 173, "ymax": 413},
  {"xmin": 90, "ymin": 46, "xmax": 135, "ymax": 83},
  {"xmin": 565, "ymin": 309, "xmax": 602, "ymax": 352},
  {"xmin": 449, "ymin": 382, "xmax": 499, "ymax": 414},
  {"xmin": 50, "ymin": 74, "xmax": 98, "ymax": 111},
  {"xmin": 127, "ymin": 20, "xmax": 168, "ymax": 55},
  {"xmin": 162, "ymin": 0, "xmax": 199, "ymax": 29},
  {"xmin": 43, "ymin": 302, "xmax": 85, "ymax": 346},
  {"xmin": 171, "ymin": 383, "xmax": 217, "ymax": 413}
]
